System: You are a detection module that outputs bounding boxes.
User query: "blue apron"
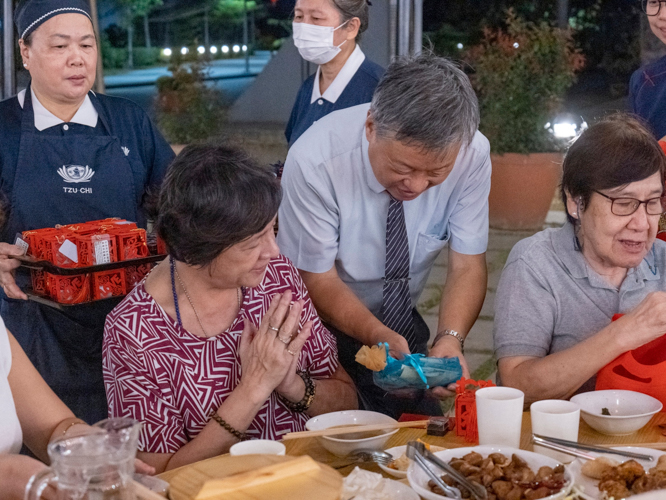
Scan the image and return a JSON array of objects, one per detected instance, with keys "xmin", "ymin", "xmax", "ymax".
[{"xmin": 0, "ymin": 85, "xmax": 139, "ymax": 423}]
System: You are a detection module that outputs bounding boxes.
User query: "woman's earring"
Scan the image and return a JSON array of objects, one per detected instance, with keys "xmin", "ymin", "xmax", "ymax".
[
  {"xmin": 23, "ymin": 63, "xmax": 28, "ymax": 68},
  {"xmin": 572, "ymin": 211, "xmax": 578, "ymax": 218}
]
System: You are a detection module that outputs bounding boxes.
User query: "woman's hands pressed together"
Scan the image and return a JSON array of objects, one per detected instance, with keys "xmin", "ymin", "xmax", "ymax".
[{"xmin": 238, "ymin": 290, "xmax": 312, "ymax": 404}]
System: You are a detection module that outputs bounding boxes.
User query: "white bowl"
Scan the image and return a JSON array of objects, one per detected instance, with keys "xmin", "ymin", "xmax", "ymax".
[
  {"xmin": 304, "ymin": 410, "xmax": 398, "ymax": 457},
  {"xmin": 570, "ymin": 390, "xmax": 662, "ymax": 436},
  {"xmin": 407, "ymin": 445, "xmax": 573, "ymax": 500},
  {"xmin": 378, "ymin": 445, "xmax": 409, "ymax": 478},
  {"xmin": 229, "ymin": 439, "xmax": 286, "ymax": 456}
]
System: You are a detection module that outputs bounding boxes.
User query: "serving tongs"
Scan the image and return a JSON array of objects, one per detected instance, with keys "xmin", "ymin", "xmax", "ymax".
[
  {"xmin": 532, "ymin": 434, "xmax": 655, "ymax": 462},
  {"xmin": 406, "ymin": 441, "xmax": 488, "ymax": 500}
]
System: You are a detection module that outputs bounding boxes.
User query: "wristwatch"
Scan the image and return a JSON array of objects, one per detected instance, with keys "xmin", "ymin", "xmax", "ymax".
[{"xmin": 434, "ymin": 329, "xmax": 465, "ymax": 351}]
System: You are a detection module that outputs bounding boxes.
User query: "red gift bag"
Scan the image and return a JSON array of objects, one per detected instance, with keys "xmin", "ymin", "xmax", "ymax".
[{"xmin": 596, "ymin": 314, "xmax": 666, "ymax": 409}]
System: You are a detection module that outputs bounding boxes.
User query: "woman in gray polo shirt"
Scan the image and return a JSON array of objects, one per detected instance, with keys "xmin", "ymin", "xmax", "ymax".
[{"xmin": 494, "ymin": 115, "xmax": 666, "ymax": 404}]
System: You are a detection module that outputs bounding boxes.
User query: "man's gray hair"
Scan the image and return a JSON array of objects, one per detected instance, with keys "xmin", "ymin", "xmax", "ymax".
[{"xmin": 370, "ymin": 54, "xmax": 480, "ymax": 151}]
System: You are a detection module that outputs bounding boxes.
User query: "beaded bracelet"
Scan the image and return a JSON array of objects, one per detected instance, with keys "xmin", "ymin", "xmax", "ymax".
[
  {"xmin": 211, "ymin": 414, "xmax": 249, "ymax": 441},
  {"xmin": 278, "ymin": 370, "xmax": 316, "ymax": 412}
]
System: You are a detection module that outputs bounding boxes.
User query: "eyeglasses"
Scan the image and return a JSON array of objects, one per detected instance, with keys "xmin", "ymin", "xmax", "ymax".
[
  {"xmin": 642, "ymin": 0, "xmax": 666, "ymax": 16},
  {"xmin": 594, "ymin": 190, "xmax": 666, "ymax": 216}
]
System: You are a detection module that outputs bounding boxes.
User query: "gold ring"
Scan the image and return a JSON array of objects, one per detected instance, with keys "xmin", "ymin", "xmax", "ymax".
[
  {"xmin": 287, "ymin": 348, "xmax": 297, "ymax": 356},
  {"xmin": 278, "ymin": 336, "xmax": 291, "ymax": 345},
  {"xmin": 268, "ymin": 325, "xmax": 280, "ymax": 333}
]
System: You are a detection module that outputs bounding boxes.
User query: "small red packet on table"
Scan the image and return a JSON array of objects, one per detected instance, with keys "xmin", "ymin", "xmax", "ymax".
[{"xmin": 455, "ymin": 378, "xmax": 496, "ymax": 443}]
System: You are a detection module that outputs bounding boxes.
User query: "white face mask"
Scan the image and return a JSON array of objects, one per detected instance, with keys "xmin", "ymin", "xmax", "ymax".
[{"xmin": 292, "ymin": 20, "xmax": 349, "ymax": 65}]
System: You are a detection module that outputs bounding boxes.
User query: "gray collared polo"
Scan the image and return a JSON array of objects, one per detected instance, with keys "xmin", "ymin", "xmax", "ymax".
[{"xmin": 493, "ymin": 222, "xmax": 666, "ymax": 392}]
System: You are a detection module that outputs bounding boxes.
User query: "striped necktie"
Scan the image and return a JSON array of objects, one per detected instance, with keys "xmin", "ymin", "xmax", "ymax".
[{"xmin": 381, "ymin": 196, "xmax": 416, "ymax": 352}]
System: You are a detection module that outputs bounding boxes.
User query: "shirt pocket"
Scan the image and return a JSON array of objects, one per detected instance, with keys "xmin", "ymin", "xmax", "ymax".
[{"xmin": 412, "ymin": 231, "xmax": 450, "ymax": 275}]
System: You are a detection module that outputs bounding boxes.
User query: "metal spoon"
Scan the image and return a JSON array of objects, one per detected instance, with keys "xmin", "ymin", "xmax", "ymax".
[{"xmin": 333, "ymin": 449, "xmax": 394, "ymax": 469}]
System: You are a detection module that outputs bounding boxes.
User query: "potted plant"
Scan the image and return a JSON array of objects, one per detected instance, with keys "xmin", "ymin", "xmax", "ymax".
[
  {"xmin": 465, "ymin": 10, "xmax": 585, "ymax": 230},
  {"xmin": 155, "ymin": 58, "xmax": 226, "ymax": 149}
]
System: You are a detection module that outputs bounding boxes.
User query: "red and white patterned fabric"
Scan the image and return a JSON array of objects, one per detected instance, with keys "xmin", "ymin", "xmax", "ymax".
[{"xmin": 103, "ymin": 255, "xmax": 339, "ymax": 454}]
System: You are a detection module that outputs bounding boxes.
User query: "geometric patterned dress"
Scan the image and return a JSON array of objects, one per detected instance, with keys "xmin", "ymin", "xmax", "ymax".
[{"xmin": 102, "ymin": 255, "xmax": 339, "ymax": 453}]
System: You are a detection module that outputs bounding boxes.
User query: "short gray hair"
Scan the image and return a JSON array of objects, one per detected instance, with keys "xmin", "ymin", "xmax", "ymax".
[
  {"xmin": 370, "ymin": 55, "xmax": 480, "ymax": 152},
  {"xmin": 330, "ymin": 0, "xmax": 369, "ymax": 41}
]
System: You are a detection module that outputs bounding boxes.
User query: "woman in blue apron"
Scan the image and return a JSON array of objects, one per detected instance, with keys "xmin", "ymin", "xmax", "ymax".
[
  {"xmin": 0, "ymin": 0, "xmax": 174, "ymax": 423},
  {"xmin": 285, "ymin": 0, "xmax": 384, "ymax": 146}
]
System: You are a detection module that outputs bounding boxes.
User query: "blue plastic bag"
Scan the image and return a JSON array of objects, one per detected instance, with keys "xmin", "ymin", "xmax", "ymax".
[{"xmin": 372, "ymin": 342, "xmax": 463, "ymax": 391}]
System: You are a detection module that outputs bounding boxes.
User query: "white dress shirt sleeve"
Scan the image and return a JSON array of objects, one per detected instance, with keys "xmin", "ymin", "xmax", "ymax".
[
  {"xmin": 447, "ymin": 133, "xmax": 492, "ymax": 255},
  {"xmin": 277, "ymin": 149, "xmax": 341, "ymax": 273}
]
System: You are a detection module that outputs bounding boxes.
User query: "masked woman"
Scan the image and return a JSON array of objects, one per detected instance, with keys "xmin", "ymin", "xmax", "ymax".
[
  {"xmin": 0, "ymin": 0, "xmax": 174, "ymax": 423},
  {"xmin": 285, "ymin": 0, "xmax": 383, "ymax": 146}
]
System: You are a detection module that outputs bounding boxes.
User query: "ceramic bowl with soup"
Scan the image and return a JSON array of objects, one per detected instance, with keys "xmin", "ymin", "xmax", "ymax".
[{"xmin": 305, "ymin": 410, "xmax": 398, "ymax": 457}]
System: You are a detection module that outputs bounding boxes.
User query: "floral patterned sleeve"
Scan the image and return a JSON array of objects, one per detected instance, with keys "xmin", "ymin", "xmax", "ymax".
[{"xmin": 103, "ymin": 305, "xmax": 188, "ymax": 454}]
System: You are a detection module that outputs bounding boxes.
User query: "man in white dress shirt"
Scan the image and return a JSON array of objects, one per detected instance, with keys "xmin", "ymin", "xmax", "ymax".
[{"xmin": 278, "ymin": 55, "xmax": 491, "ymax": 417}]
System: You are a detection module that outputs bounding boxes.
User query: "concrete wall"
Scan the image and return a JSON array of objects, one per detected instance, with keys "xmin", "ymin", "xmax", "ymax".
[{"xmin": 229, "ymin": 1, "xmax": 391, "ymax": 124}]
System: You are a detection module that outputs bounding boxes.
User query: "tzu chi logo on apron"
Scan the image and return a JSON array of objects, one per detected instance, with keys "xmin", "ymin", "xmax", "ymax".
[{"xmin": 57, "ymin": 165, "xmax": 95, "ymax": 183}]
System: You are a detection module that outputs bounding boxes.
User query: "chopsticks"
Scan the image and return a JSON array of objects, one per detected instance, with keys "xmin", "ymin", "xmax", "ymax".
[
  {"xmin": 601, "ymin": 442, "xmax": 666, "ymax": 451},
  {"xmin": 281, "ymin": 420, "xmax": 429, "ymax": 440},
  {"xmin": 532, "ymin": 434, "xmax": 655, "ymax": 461}
]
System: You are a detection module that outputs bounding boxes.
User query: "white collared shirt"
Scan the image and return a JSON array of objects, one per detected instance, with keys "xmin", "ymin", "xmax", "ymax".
[
  {"xmin": 18, "ymin": 88, "xmax": 98, "ymax": 131},
  {"xmin": 310, "ymin": 44, "xmax": 366, "ymax": 105},
  {"xmin": 278, "ymin": 103, "xmax": 491, "ymax": 316}
]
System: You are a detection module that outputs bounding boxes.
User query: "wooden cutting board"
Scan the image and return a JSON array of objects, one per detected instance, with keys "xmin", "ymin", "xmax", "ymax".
[{"xmin": 168, "ymin": 454, "xmax": 343, "ymax": 500}]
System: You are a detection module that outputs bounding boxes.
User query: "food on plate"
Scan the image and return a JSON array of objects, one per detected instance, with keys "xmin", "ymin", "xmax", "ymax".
[
  {"xmin": 341, "ymin": 467, "xmax": 406, "ymax": 500},
  {"xmin": 580, "ymin": 456, "xmax": 620, "ymax": 479},
  {"xmin": 387, "ymin": 453, "xmax": 411, "ymax": 472},
  {"xmin": 427, "ymin": 451, "xmax": 566, "ymax": 500},
  {"xmin": 601, "ymin": 408, "xmax": 611, "ymax": 416},
  {"xmin": 386, "ymin": 441, "xmax": 445, "ymax": 471},
  {"xmin": 581, "ymin": 457, "xmax": 666, "ymax": 498}
]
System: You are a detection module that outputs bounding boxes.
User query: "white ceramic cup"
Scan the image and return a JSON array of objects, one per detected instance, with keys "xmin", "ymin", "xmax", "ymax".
[
  {"xmin": 476, "ymin": 387, "xmax": 525, "ymax": 448},
  {"xmin": 530, "ymin": 399, "xmax": 580, "ymax": 463},
  {"xmin": 229, "ymin": 439, "xmax": 286, "ymax": 456}
]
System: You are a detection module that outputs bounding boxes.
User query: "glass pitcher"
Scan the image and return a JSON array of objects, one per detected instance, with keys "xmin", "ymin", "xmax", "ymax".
[{"xmin": 26, "ymin": 417, "xmax": 141, "ymax": 500}]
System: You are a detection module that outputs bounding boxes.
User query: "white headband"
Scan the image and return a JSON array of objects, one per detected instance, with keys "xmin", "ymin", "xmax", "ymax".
[{"xmin": 21, "ymin": 7, "xmax": 92, "ymax": 39}]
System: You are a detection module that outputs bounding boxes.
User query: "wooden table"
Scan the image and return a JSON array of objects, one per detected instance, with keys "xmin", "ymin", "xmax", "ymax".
[
  {"xmin": 160, "ymin": 411, "xmax": 666, "ymax": 483},
  {"xmin": 281, "ymin": 411, "xmax": 666, "ymax": 478}
]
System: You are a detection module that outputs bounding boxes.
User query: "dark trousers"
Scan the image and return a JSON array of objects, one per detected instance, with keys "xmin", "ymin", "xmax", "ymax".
[{"xmin": 329, "ymin": 308, "xmax": 443, "ymax": 419}]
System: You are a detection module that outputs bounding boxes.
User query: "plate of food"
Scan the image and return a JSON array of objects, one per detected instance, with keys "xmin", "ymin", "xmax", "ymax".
[
  {"xmin": 378, "ymin": 444, "xmax": 447, "ymax": 479},
  {"xmin": 569, "ymin": 447, "xmax": 666, "ymax": 499},
  {"xmin": 341, "ymin": 466, "xmax": 419, "ymax": 500},
  {"xmin": 406, "ymin": 445, "xmax": 573, "ymax": 500}
]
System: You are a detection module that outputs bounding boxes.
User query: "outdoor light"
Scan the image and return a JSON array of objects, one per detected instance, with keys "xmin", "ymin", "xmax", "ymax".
[
  {"xmin": 222, "ymin": 45, "xmax": 230, "ymax": 53},
  {"xmin": 163, "ymin": 48, "xmax": 172, "ymax": 57},
  {"xmin": 210, "ymin": 46, "xmax": 218, "ymax": 54},
  {"xmin": 513, "ymin": 42, "xmax": 519, "ymax": 49},
  {"xmin": 546, "ymin": 113, "xmax": 588, "ymax": 141},
  {"xmin": 181, "ymin": 47, "xmax": 188, "ymax": 55},
  {"xmin": 233, "ymin": 45, "xmax": 241, "ymax": 53},
  {"xmin": 242, "ymin": 45, "xmax": 248, "ymax": 51},
  {"xmin": 553, "ymin": 123, "xmax": 577, "ymax": 139},
  {"xmin": 197, "ymin": 46, "xmax": 205, "ymax": 54},
  {"xmin": 457, "ymin": 43, "xmax": 463, "ymax": 49}
]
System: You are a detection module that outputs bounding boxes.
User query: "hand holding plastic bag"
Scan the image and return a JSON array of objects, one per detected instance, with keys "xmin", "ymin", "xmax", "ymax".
[{"xmin": 356, "ymin": 343, "xmax": 463, "ymax": 391}]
